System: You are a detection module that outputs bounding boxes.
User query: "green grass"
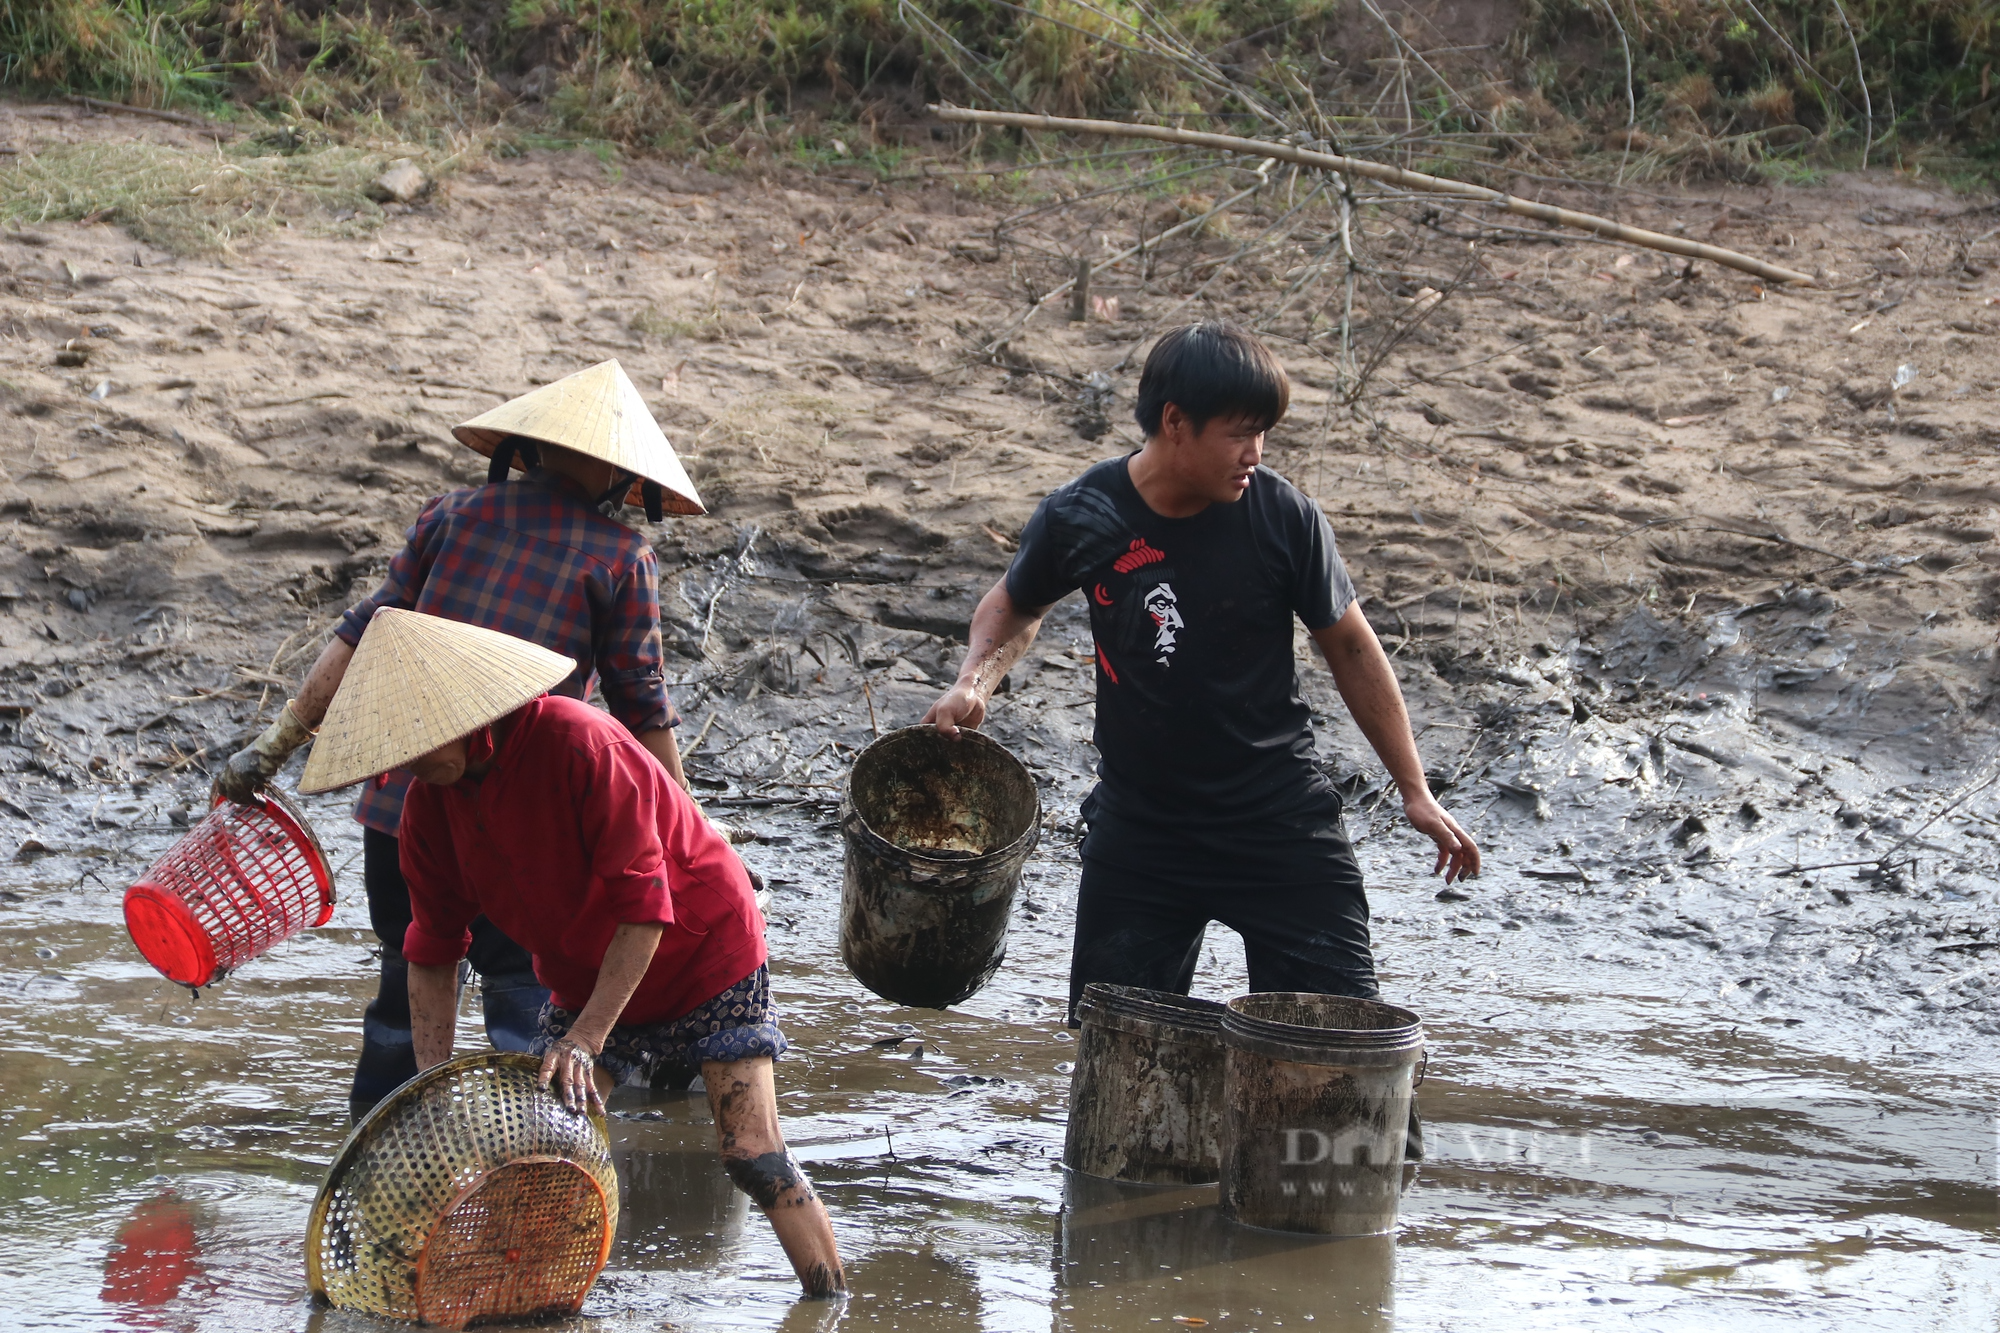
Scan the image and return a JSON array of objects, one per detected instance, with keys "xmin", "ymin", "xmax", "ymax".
[
  {"xmin": 1758, "ymin": 156, "xmax": 1828, "ymax": 187},
  {"xmin": 1525, "ymin": 0, "xmax": 1999, "ymax": 162},
  {"xmin": 630, "ymin": 307, "xmax": 707, "ymax": 340},
  {"xmin": 0, "ymin": 0, "xmax": 219, "ymax": 109},
  {"xmin": 1, "ymin": 0, "xmax": 1994, "ymax": 183},
  {"xmin": 0, "ymin": 139, "xmax": 450, "ymax": 254}
]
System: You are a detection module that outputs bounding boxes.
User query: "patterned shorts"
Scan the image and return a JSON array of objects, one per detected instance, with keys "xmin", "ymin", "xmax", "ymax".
[{"xmin": 534, "ymin": 965, "xmax": 788, "ymax": 1090}]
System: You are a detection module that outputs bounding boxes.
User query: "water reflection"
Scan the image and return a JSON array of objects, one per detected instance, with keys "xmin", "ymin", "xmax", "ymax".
[
  {"xmin": 610, "ymin": 1098, "xmax": 751, "ymax": 1270},
  {"xmin": 1055, "ymin": 1172, "xmax": 1394, "ymax": 1330},
  {"xmin": 101, "ymin": 1191, "xmax": 206, "ymax": 1329},
  {"xmin": 831, "ymin": 1246, "xmax": 985, "ymax": 1331}
]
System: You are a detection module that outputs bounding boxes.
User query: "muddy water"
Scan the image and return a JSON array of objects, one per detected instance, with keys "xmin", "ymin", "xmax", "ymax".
[{"xmin": 2, "ymin": 762, "xmax": 1996, "ymax": 1332}]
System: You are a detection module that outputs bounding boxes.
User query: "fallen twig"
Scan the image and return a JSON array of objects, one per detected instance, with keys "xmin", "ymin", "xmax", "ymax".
[
  {"xmin": 1689, "ymin": 525, "xmax": 1881, "ymax": 569},
  {"xmin": 1770, "ymin": 856, "xmax": 1914, "ymax": 878},
  {"xmin": 1876, "ymin": 739, "xmax": 2000, "ymax": 865},
  {"xmin": 1922, "ymin": 958, "xmax": 2000, "ymax": 997},
  {"xmin": 861, "ymin": 676, "xmax": 881, "ymax": 737},
  {"xmin": 932, "ymin": 107, "xmax": 1815, "ymax": 286},
  {"xmin": 165, "ymin": 746, "xmax": 210, "ymax": 774},
  {"xmin": 683, "ymin": 711, "xmax": 719, "ymax": 758},
  {"xmin": 244, "ymin": 393, "xmax": 352, "ymax": 409}
]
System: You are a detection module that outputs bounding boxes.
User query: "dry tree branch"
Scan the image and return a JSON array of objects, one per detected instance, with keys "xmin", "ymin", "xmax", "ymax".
[
  {"xmin": 933, "ymin": 107, "xmax": 1816, "ymax": 285},
  {"xmin": 1352, "ymin": 0, "xmax": 1464, "ymax": 126},
  {"xmin": 1727, "ymin": 0, "xmax": 1868, "ymax": 130},
  {"xmin": 1244, "ymin": 181, "xmax": 1339, "ymax": 326},
  {"xmin": 1335, "ymin": 174, "xmax": 1359, "ymax": 395},
  {"xmin": 1342, "ymin": 249, "xmax": 1478, "ymax": 404},
  {"xmin": 974, "ymin": 157, "xmax": 1276, "ymax": 355},
  {"xmin": 954, "ymin": 0, "xmax": 1289, "ymax": 128},
  {"xmin": 1829, "ymin": 0, "xmax": 1876, "ymax": 167},
  {"xmin": 895, "ymin": 0, "xmax": 1031, "ymax": 113},
  {"xmin": 1106, "ymin": 180, "xmax": 1338, "ymax": 372},
  {"xmin": 1113, "ymin": 0, "xmax": 1292, "ymax": 128},
  {"xmin": 1595, "ymin": 0, "xmax": 1636, "ymax": 183}
]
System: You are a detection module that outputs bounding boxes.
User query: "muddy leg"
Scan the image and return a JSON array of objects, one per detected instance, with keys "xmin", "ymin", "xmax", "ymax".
[{"xmin": 704, "ymin": 1056, "xmax": 845, "ymax": 1298}]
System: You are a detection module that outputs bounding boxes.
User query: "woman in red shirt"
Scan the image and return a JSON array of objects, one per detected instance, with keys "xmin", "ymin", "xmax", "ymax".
[{"xmin": 300, "ymin": 608, "xmax": 845, "ymax": 1299}]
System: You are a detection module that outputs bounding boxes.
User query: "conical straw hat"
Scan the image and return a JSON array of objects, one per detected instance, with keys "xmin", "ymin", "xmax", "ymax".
[
  {"xmin": 452, "ymin": 360, "xmax": 704, "ymax": 516},
  {"xmin": 298, "ymin": 609, "xmax": 576, "ymax": 794}
]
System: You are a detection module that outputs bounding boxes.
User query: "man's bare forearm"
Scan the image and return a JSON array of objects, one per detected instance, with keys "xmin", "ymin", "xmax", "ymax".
[
  {"xmin": 957, "ymin": 578, "xmax": 1047, "ymax": 696},
  {"xmin": 408, "ymin": 961, "xmax": 459, "ymax": 1071},
  {"xmin": 1313, "ymin": 603, "xmax": 1481, "ymax": 881},
  {"xmin": 925, "ymin": 578, "xmax": 1053, "ymax": 735},
  {"xmin": 1312, "ymin": 604, "xmax": 1430, "ymax": 796}
]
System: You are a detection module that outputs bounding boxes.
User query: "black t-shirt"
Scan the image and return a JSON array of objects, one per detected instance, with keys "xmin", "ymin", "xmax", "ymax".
[{"xmin": 1005, "ymin": 458, "xmax": 1358, "ymax": 877}]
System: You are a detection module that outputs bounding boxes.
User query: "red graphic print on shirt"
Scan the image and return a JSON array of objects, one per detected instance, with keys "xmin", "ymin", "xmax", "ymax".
[{"xmin": 1112, "ymin": 539, "xmax": 1165, "ymax": 574}]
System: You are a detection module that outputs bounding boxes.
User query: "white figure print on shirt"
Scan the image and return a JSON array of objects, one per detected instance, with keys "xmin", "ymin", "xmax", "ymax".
[{"xmin": 1143, "ymin": 582, "xmax": 1183, "ymax": 665}]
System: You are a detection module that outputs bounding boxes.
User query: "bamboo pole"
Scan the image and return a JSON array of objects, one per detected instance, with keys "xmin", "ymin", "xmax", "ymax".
[{"xmin": 931, "ymin": 106, "xmax": 1815, "ymax": 286}]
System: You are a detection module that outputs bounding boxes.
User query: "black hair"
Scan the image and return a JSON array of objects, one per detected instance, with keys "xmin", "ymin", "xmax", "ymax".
[
  {"xmin": 485, "ymin": 433, "xmax": 543, "ymax": 483},
  {"xmin": 1133, "ymin": 320, "xmax": 1291, "ymax": 438}
]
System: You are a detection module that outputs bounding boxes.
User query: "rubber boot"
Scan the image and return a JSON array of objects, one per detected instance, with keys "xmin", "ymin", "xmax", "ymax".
[{"xmin": 349, "ymin": 946, "xmax": 418, "ymax": 1122}]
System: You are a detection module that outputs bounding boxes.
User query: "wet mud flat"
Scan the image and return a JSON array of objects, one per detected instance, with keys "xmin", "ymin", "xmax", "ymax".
[
  {"xmin": 2, "ymin": 559, "xmax": 1997, "ymax": 1331},
  {"xmin": 2, "ymin": 99, "xmax": 1998, "ymax": 1328}
]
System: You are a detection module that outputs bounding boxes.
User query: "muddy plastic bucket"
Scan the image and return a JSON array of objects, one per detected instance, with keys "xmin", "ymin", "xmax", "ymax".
[
  {"xmin": 839, "ymin": 725, "xmax": 1039, "ymax": 1008},
  {"xmin": 122, "ymin": 789, "xmax": 333, "ymax": 989},
  {"xmin": 1065, "ymin": 984, "xmax": 1226, "ymax": 1184},
  {"xmin": 1219, "ymin": 994, "xmax": 1424, "ymax": 1236}
]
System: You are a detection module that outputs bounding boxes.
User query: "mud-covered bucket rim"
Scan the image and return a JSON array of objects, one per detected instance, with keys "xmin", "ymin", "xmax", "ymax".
[
  {"xmin": 1077, "ymin": 983, "xmax": 1226, "ymax": 1039},
  {"xmin": 1221, "ymin": 992, "xmax": 1424, "ymax": 1065},
  {"xmin": 841, "ymin": 724, "xmax": 1040, "ymax": 874}
]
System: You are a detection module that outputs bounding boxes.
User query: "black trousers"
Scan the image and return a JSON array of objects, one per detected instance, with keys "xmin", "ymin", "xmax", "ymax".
[
  {"xmin": 1066, "ymin": 848, "xmax": 1421, "ymax": 1160},
  {"xmin": 349, "ymin": 828, "xmax": 549, "ymax": 1119},
  {"xmin": 1066, "ymin": 858, "xmax": 1379, "ymax": 1022}
]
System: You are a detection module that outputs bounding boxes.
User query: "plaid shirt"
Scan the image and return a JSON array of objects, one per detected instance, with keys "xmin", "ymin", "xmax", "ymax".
[{"xmin": 334, "ymin": 469, "xmax": 677, "ymax": 835}]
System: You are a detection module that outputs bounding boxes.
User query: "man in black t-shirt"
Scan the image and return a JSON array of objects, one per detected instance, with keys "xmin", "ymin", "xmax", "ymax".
[{"xmin": 924, "ymin": 322, "xmax": 1479, "ymax": 1021}]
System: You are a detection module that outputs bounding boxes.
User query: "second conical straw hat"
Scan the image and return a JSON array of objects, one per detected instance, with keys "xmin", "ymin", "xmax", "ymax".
[
  {"xmin": 298, "ymin": 609, "xmax": 576, "ymax": 794},
  {"xmin": 453, "ymin": 360, "xmax": 704, "ymax": 516}
]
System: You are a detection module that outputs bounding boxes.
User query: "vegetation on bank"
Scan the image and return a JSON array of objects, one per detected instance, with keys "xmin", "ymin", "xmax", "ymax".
[{"xmin": 2, "ymin": 0, "xmax": 1996, "ymax": 180}]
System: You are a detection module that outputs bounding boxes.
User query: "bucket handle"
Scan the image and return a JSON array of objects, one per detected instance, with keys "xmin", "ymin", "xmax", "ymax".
[{"xmin": 1413, "ymin": 1048, "xmax": 1428, "ymax": 1089}]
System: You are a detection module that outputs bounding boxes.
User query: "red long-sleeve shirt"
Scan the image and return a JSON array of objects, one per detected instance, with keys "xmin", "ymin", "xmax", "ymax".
[{"xmin": 399, "ymin": 695, "xmax": 765, "ymax": 1023}]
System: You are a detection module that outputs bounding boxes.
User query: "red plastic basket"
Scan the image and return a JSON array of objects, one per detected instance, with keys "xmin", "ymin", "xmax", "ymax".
[{"xmin": 123, "ymin": 789, "xmax": 334, "ymax": 989}]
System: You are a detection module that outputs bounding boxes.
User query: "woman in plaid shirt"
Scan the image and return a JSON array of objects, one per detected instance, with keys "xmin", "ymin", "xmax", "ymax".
[{"xmin": 218, "ymin": 360, "xmax": 707, "ymax": 1118}]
